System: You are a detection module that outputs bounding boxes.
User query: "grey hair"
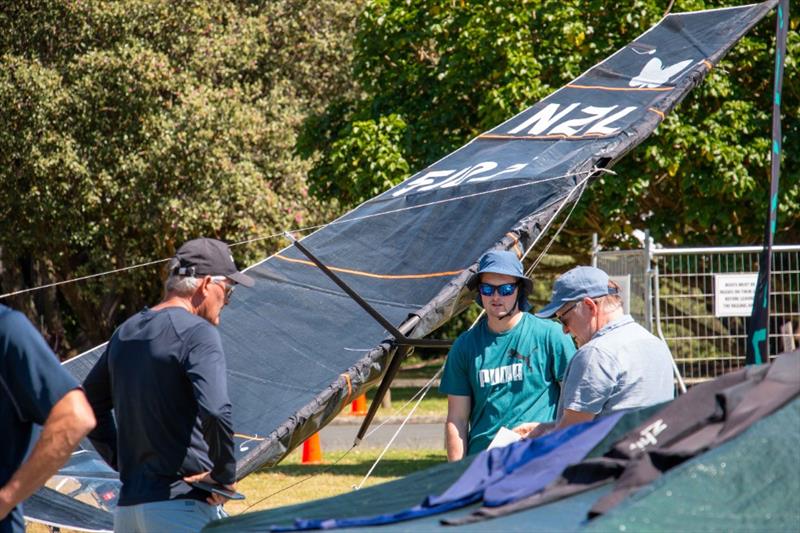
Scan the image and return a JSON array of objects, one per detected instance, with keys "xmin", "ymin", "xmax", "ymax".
[
  {"xmin": 598, "ymin": 280, "xmax": 624, "ymax": 310},
  {"xmin": 165, "ymin": 274, "xmax": 200, "ymax": 296}
]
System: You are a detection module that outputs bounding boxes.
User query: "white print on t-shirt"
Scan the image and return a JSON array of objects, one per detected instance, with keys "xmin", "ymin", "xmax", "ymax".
[{"xmin": 478, "ymin": 363, "xmax": 523, "ymax": 387}]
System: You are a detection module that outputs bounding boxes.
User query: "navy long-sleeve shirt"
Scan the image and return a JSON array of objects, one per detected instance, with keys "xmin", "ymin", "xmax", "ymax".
[{"xmin": 83, "ymin": 307, "xmax": 235, "ymax": 506}]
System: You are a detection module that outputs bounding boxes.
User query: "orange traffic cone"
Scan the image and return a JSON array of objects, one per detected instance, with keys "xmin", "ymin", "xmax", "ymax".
[
  {"xmin": 350, "ymin": 393, "xmax": 367, "ymax": 416},
  {"xmin": 301, "ymin": 432, "xmax": 323, "ymax": 464}
]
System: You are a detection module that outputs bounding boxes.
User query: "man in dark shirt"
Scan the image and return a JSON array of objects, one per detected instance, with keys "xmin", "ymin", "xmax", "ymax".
[
  {"xmin": 0, "ymin": 305, "xmax": 96, "ymax": 533},
  {"xmin": 83, "ymin": 238, "xmax": 254, "ymax": 532}
]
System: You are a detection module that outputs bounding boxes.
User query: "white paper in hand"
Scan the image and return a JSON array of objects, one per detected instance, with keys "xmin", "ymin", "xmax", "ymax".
[{"xmin": 487, "ymin": 426, "xmax": 522, "ymax": 450}]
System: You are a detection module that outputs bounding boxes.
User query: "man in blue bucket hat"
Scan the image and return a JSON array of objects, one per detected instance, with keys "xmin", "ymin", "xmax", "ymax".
[
  {"xmin": 514, "ymin": 266, "xmax": 674, "ymax": 439},
  {"xmin": 439, "ymin": 250, "xmax": 576, "ymax": 461}
]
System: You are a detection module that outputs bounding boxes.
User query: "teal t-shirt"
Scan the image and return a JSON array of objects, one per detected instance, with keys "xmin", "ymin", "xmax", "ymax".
[{"xmin": 439, "ymin": 313, "xmax": 576, "ymax": 455}]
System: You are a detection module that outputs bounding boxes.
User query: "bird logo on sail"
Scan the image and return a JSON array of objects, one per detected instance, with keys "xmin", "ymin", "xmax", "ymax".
[{"xmin": 630, "ymin": 56, "xmax": 693, "ymax": 88}]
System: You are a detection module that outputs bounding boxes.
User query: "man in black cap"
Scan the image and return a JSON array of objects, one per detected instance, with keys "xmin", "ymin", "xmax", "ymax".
[{"xmin": 83, "ymin": 238, "xmax": 254, "ymax": 532}]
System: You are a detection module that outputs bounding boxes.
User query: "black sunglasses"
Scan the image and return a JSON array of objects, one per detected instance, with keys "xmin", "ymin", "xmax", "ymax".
[{"xmin": 555, "ymin": 302, "xmax": 578, "ymax": 325}]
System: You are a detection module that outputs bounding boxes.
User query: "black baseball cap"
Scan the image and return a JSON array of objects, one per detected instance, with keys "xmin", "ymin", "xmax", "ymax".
[{"xmin": 172, "ymin": 238, "xmax": 254, "ymax": 287}]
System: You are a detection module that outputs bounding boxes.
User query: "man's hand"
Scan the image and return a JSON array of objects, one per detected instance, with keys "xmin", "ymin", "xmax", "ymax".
[
  {"xmin": 183, "ymin": 471, "xmax": 236, "ymax": 506},
  {"xmin": 512, "ymin": 422, "xmax": 540, "ymax": 438},
  {"xmin": 512, "ymin": 409, "xmax": 596, "ymax": 444},
  {"xmin": 513, "ymin": 421, "xmax": 555, "ymax": 440},
  {"xmin": 0, "ymin": 491, "xmax": 14, "ymax": 522}
]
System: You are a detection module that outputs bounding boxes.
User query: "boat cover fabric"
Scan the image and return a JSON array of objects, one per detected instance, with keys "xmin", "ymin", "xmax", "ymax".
[
  {"xmin": 447, "ymin": 350, "xmax": 799, "ymax": 525},
  {"xmin": 203, "ymin": 405, "xmax": 662, "ymax": 532},
  {"xmin": 332, "ymin": 397, "xmax": 800, "ymax": 532},
  {"xmin": 272, "ymin": 413, "xmax": 624, "ymax": 530},
  {"xmin": 587, "ymin": 398, "xmax": 800, "ymax": 532}
]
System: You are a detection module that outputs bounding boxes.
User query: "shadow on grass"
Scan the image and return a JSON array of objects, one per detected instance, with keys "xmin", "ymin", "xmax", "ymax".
[{"xmin": 265, "ymin": 454, "xmax": 446, "ymax": 478}]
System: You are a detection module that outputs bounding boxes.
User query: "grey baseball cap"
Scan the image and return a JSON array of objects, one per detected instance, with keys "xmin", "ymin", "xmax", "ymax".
[
  {"xmin": 172, "ymin": 238, "xmax": 255, "ymax": 287},
  {"xmin": 535, "ymin": 266, "xmax": 617, "ymax": 318}
]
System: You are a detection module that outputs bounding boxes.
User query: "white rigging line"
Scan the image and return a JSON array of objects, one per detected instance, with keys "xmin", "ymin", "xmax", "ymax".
[
  {"xmin": 527, "ymin": 175, "xmax": 592, "ymax": 274},
  {"xmin": 361, "ymin": 367, "xmax": 445, "ymax": 440},
  {"xmin": 236, "ymin": 365, "xmax": 447, "ymax": 514},
  {"xmin": 0, "ymin": 258, "xmax": 173, "ymax": 300},
  {"xmin": 352, "ymin": 171, "xmax": 597, "ymax": 489},
  {"xmin": 237, "ymin": 444, "xmax": 359, "ymax": 515},
  {"xmin": 354, "ymin": 366, "xmax": 444, "ymax": 490},
  {"xmin": 0, "ymin": 168, "xmax": 599, "ymax": 300}
]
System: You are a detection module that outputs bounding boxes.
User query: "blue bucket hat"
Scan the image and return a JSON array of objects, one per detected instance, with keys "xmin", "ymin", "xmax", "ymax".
[
  {"xmin": 466, "ymin": 250, "xmax": 532, "ymax": 312},
  {"xmin": 535, "ymin": 266, "xmax": 617, "ymax": 318}
]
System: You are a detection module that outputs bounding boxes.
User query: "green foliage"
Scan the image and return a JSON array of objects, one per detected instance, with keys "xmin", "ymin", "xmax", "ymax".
[
  {"xmin": 300, "ymin": 0, "xmax": 799, "ymax": 248},
  {"xmin": 0, "ymin": 0, "xmax": 359, "ymax": 354},
  {"xmin": 309, "ymin": 113, "xmax": 410, "ymax": 203}
]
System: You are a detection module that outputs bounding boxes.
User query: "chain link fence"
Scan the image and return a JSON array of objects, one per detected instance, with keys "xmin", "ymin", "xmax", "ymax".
[{"xmin": 594, "ymin": 240, "xmax": 800, "ymax": 384}]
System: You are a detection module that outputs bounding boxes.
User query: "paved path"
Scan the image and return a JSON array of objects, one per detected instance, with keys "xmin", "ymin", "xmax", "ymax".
[
  {"xmin": 392, "ymin": 378, "xmax": 441, "ymax": 388},
  {"xmin": 317, "ymin": 377, "xmax": 445, "ymax": 451},
  {"xmin": 319, "ymin": 421, "xmax": 444, "ymax": 451}
]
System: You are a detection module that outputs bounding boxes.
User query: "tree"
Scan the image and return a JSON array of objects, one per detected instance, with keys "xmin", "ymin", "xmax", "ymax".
[
  {"xmin": 0, "ymin": 0, "xmax": 359, "ymax": 356},
  {"xmin": 299, "ymin": 0, "xmax": 799, "ymax": 250}
]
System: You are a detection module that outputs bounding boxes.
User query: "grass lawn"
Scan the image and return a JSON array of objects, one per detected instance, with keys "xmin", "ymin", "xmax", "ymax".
[
  {"xmin": 28, "ymin": 447, "xmax": 447, "ymax": 532},
  {"xmin": 220, "ymin": 447, "xmax": 447, "ymax": 516},
  {"xmin": 364, "ymin": 386, "xmax": 448, "ymax": 419},
  {"xmin": 354, "ymin": 356, "xmax": 448, "ymax": 419}
]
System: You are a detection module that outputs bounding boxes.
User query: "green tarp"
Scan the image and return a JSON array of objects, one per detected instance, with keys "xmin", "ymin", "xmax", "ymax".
[
  {"xmin": 205, "ymin": 406, "xmax": 661, "ymax": 531},
  {"xmin": 588, "ymin": 399, "xmax": 800, "ymax": 533},
  {"xmin": 206, "ymin": 399, "xmax": 799, "ymax": 532}
]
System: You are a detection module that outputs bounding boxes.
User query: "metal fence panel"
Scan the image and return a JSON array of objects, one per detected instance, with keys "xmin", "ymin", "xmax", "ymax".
[
  {"xmin": 594, "ymin": 249, "xmax": 649, "ymax": 327},
  {"xmin": 593, "ymin": 243, "xmax": 800, "ymax": 383}
]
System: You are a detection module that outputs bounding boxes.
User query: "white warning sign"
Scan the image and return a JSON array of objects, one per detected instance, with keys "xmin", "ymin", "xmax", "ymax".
[{"xmin": 714, "ymin": 273, "xmax": 757, "ymax": 317}]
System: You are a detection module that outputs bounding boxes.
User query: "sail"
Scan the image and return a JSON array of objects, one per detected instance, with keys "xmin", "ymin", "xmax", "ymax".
[{"xmin": 25, "ymin": 1, "xmax": 779, "ymax": 529}]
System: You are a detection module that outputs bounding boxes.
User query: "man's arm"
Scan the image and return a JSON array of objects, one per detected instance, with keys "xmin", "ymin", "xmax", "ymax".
[
  {"xmin": 82, "ymin": 348, "xmax": 118, "ymax": 469},
  {"xmin": 518, "ymin": 345, "xmax": 611, "ymax": 440},
  {"xmin": 558, "ymin": 409, "xmax": 595, "ymax": 428},
  {"xmin": 0, "ymin": 389, "xmax": 95, "ymax": 520},
  {"xmin": 185, "ymin": 328, "xmax": 235, "ymax": 486},
  {"xmin": 445, "ymin": 395, "xmax": 471, "ymax": 462}
]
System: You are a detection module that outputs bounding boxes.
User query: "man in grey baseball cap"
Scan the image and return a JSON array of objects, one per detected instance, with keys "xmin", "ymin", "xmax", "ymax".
[
  {"xmin": 515, "ymin": 266, "xmax": 674, "ymax": 439},
  {"xmin": 84, "ymin": 237, "xmax": 253, "ymax": 531}
]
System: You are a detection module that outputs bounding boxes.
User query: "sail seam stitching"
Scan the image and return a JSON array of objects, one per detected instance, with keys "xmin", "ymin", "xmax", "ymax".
[{"xmin": 273, "ymin": 255, "xmax": 463, "ymax": 280}]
